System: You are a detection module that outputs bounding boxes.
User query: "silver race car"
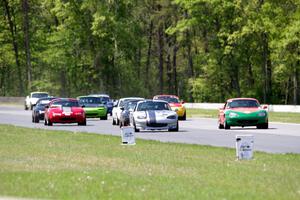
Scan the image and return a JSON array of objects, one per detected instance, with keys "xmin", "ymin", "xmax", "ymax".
[{"xmin": 130, "ymin": 100, "xmax": 179, "ymax": 132}]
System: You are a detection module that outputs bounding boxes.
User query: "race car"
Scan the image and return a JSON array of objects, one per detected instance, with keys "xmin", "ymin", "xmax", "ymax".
[
  {"xmin": 218, "ymin": 98, "xmax": 268, "ymax": 129},
  {"xmin": 119, "ymin": 100, "xmax": 140, "ymax": 127},
  {"xmin": 153, "ymin": 95, "xmax": 186, "ymax": 120},
  {"xmin": 130, "ymin": 100, "xmax": 179, "ymax": 132},
  {"xmin": 44, "ymin": 98, "xmax": 86, "ymax": 126},
  {"xmin": 78, "ymin": 96, "xmax": 107, "ymax": 120},
  {"xmin": 32, "ymin": 97, "xmax": 57, "ymax": 123},
  {"xmin": 89, "ymin": 94, "xmax": 113, "ymax": 116},
  {"xmin": 112, "ymin": 97, "xmax": 144, "ymax": 125},
  {"xmin": 25, "ymin": 92, "xmax": 49, "ymax": 110}
]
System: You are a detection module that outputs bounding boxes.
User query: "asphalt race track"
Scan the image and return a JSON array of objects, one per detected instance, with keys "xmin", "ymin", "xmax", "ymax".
[{"xmin": 0, "ymin": 105, "xmax": 300, "ymax": 154}]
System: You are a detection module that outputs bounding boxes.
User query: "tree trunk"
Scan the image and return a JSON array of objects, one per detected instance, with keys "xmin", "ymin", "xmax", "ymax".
[
  {"xmin": 22, "ymin": 0, "xmax": 32, "ymax": 91},
  {"xmin": 262, "ymin": 32, "xmax": 272, "ymax": 103},
  {"xmin": 293, "ymin": 50, "xmax": 299, "ymax": 105},
  {"xmin": 158, "ymin": 23, "xmax": 164, "ymax": 94},
  {"xmin": 145, "ymin": 20, "xmax": 153, "ymax": 91},
  {"xmin": 3, "ymin": 0, "xmax": 24, "ymax": 95},
  {"xmin": 173, "ymin": 36, "xmax": 178, "ymax": 95}
]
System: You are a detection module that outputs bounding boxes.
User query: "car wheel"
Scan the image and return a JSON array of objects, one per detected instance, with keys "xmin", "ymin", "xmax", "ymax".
[
  {"xmin": 257, "ymin": 123, "xmax": 268, "ymax": 129},
  {"xmin": 182, "ymin": 112, "xmax": 186, "ymax": 121},
  {"xmin": 100, "ymin": 115, "xmax": 108, "ymax": 120},
  {"xmin": 32, "ymin": 115, "xmax": 34, "ymax": 123},
  {"xmin": 25, "ymin": 103, "xmax": 28, "ymax": 110},
  {"xmin": 218, "ymin": 121, "xmax": 224, "ymax": 129},
  {"xmin": 169, "ymin": 121, "xmax": 179, "ymax": 132},
  {"xmin": 119, "ymin": 121, "xmax": 123, "ymax": 128},
  {"xmin": 30, "ymin": 104, "xmax": 33, "ymax": 110},
  {"xmin": 112, "ymin": 118, "xmax": 116, "ymax": 125},
  {"xmin": 78, "ymin": 119, "xmax": 87, "ymax": 126},
  {"xmin": 44, "ymin": 118, "xmax": 47, "ymax": 125},
  {"xmin": 47, "ymin": 119, "xmax": 53, "ymax": 126},
  {"xmin": 133, "ymin": 121, "xmax": 139, "ymax": 132},
  {"xmin": 116, "ymin": 118, "xmax": 120, "ymax": 125},
  {"xmin": 224, "ymin": 120, "xmax": 230, "ymax": 130},
  {"xmin": 34, "ymin": 115, "xmax": 39, "ymax": 123}
]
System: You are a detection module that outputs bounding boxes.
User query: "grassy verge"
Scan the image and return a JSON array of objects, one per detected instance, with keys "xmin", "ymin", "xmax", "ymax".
[
  {"xmin": 0, "ymin": 125, "xmax": 299, "ymax": 199},
  {"xmin": 187, "ymin": 108, "xmax": 300, "ymax": 124}
]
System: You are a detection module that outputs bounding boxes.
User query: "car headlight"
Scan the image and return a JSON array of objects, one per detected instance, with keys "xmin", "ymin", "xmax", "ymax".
[
  {"xmin": 258, "ymin": 112, "xmax": 266, "ymax": 117},
  {"xmin": 167, "ymin": 115, "xmax": 176, "ymax": 119},
  {"xmin": 137, "ymin": 115, "xmax": 146, "ymax": 119},
  {"xmin": 229, "ymin": 112, "xmax": 239, "ymax": 118}
]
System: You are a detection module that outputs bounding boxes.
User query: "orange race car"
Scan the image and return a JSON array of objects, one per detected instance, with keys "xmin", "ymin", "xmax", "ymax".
[{"xmin": 153, "ymin": 95, "xmax": 186, "ymax": 120}]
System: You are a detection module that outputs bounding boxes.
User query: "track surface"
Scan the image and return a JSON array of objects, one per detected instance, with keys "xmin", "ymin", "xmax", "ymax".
[{"xmin": 1, "ymin": 105, "xmax": 300, "ymax": 154}]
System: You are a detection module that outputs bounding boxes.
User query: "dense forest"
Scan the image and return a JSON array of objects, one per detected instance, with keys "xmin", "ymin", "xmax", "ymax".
[{"xmin": 0, "ymin": 0, "xmax": 299, "ymax": 104}]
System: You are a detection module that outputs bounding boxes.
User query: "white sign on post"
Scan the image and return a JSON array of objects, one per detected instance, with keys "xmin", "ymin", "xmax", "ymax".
[
  {"xmin": 121, "ymin": 126, "xmax": 135, "ymax": 145},
  {"xmin": 236, "ymin": 135, "xmax": 254, "ymax": 160}
]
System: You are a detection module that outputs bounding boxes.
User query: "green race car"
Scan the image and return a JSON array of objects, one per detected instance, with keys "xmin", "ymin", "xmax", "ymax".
[
  {"xmin": 218, "ymin": 98, "xmax": 268, "ymax": 129},
  {"xmin": 77, "ymin": 96, "xmax": 108, "ymax": 120}
]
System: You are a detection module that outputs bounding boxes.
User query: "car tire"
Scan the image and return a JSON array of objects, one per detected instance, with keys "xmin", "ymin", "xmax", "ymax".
[
  {"xmin": 116, "ymin": 118, "xmax": 120, "ymax": 125},
  {"xmin": 30, "ymin": 104, "xmax": 33, "ymax": 110},
  {"xmin": 218, "ymin": 122, "xmax": 224, "ymax": 129},
  {"xmin": 257, "ymin": 123, "xmax": 268, "ymax": 129},
  {"xmin": 112, "ymin": 118, "xmax": 116, "ymax": 125},
  {"xmin": 224, "ymin": 120, "xmax": 230, "ymax": 130},
  {"xmin": 133, "ymin": 121, "xmax": 139, "ymax": 132},
  {"xmin": 78, "ymin": 119, "xmax": 87, "ymax": 126},
  {"xmin": 182, "ymin": 112, "xmax": 186, "ymax": 121},
  {"xmin": 34, "ymin": 115, "xmax": 39, "ymax": 123},
  {"xmin": 44, "ymin": 118, "xmax": 47, "ymax": 125},
  {"xmin": 169, "ymin": 121, "xmax": 179, "ymax": 132},
  {"xmin": 100, "ymin": 115, "xmax": 108, "ymax": 120},
  {"xmin": 25, "ymin": 103, "xmax": 28, "ymax": 110},
  {"xmin": 47, "ymin": 119, "xmax": 53, "ymax": 126}
]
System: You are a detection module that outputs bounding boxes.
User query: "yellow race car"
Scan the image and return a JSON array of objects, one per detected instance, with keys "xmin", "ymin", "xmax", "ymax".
[{"xmin": 153, "ymin": 95, "xmax": 186, "ymax": 120}]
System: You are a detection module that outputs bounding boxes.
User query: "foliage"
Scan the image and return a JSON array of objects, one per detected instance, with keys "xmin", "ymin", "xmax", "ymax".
[{"xmin": 0, "ymin": 0, "xmax": 299, "ymax": 104}]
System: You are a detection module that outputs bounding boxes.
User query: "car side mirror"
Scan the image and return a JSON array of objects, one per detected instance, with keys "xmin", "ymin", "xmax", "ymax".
[{"xmin": 262, "ymin": 105, "xmax": 268, "ymax": 109}]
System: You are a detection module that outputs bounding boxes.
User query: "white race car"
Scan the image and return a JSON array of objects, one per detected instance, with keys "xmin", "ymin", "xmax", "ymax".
[
  {"xmin": 25, "ymin": 92, "xmax": 49, "ymax": 110},
  {"xmin": 130, "ymin": 100, "xmax": 179, "ymax": 132},
  {"xmin": 112, "ymin": 97, "xmax": 144, "ymax": 125}
]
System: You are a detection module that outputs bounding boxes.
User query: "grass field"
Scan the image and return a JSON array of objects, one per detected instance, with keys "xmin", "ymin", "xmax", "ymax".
[
  {"xmin": 187, "ymin": 108, "xmax": 300, "ymax": 124},
  {"xmin": 0, "ymin": 125, "xmax": 299, "ymax": 199}
]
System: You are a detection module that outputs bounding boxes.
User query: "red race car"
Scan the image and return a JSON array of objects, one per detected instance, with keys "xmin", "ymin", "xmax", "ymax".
[{"xmin": 44, "ymin": 98, "xmax": 86, "ymax": 126}]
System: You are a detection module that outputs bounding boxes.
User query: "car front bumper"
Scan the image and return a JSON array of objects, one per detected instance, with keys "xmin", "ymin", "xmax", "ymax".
[
  {"xmin": 135, "ymin": 118, "xmax": 177, "ymax": 131},
  {"xmin": 226, "ymin": 115, "xmax": 268, "ymax": 126}
]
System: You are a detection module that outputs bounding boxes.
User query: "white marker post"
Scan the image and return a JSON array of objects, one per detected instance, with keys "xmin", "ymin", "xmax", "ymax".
[
  {"xmin": 121, "ymin": 126, "xmax": 136, "ymax": 145},
  {"xmin": 236, "ymin": 135, "xmax": 254, "ymax": 160}
]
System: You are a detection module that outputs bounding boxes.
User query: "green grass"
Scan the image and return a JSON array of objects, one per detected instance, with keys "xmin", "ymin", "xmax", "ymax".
[
  {"xmin": 187, "ymin": 108, "xmax": 300, "ymax": 124},
  {"xmin": 0, "ymin": 125, "xmax": 300, "ymax": 199}
]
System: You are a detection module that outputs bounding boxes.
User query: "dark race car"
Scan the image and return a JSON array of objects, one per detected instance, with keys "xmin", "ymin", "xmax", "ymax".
[
  {"xmin": 119, "ymin": 100, "xmax": 140, "ymax": 127},
  {"xmin": 89, "ymin": 94, "xmax": 113, "ymax": 116},
  {"xmin": 32, "ymin": 97, "xmax": 57, "ymax": 123},
  {"xmin": 44, "ymin": 98, "xmax": 86, "ymax": 126}
]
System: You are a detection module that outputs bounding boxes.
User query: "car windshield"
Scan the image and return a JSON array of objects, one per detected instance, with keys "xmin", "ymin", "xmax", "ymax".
[
  {"xmin": 52, "ymin": 100, "xmax": 80, "ymax": 107},
  {"xmin": 119, "ymin": 99, "xmax": 142, "ymax": 107},
  {"xmin": 79, "ymin": 97, "xmax": 103, "ymax": 105},
  {"xmin": 155, "ymin": 96, "xmax": 179, "ymax": 103},
  {"xmin": 99, "ymin": 97, "xmax": 110, "ymax": 103},
  {"xmin": 137, "ymin": 101, "xmax": 170, "ymax": 111},
  {"xmin": 123, "ymin": 101, "xmax": 139, "ymax": 111},
  {"xmin": 32, "ymin": 93, "xmax": 48, "ymax": 98},
  {"xmin": 228, "ymin": 100, "xmax": 260, "ymax": 108}
]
